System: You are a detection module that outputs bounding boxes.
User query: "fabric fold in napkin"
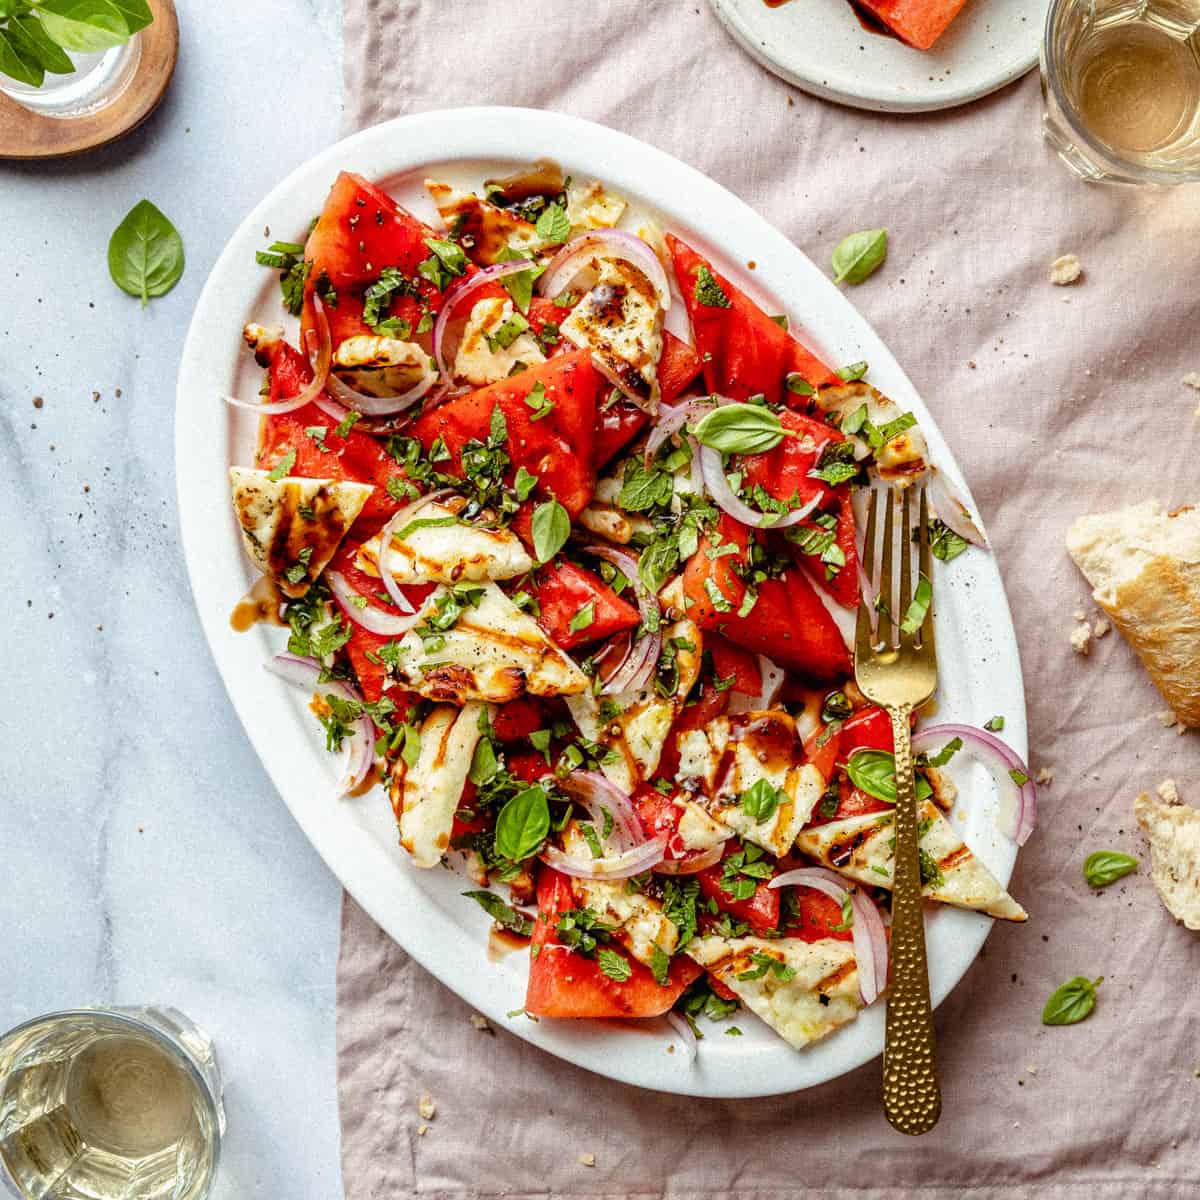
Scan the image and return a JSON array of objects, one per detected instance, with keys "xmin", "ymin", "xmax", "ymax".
[{"xmin": 337, "ymin": 2, "xmax": 1200, "ymax": 1196}]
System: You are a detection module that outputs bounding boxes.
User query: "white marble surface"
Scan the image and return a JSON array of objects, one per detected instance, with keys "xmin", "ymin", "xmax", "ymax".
[{"xmin": 0, "ymin": 2, "xmax": 347, "ymax": 1195}]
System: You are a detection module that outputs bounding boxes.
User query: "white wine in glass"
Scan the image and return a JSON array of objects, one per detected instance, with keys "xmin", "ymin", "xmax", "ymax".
[{"xmin": 0, "ymin": 1008, "xmax": 223, "ymax": 1200}]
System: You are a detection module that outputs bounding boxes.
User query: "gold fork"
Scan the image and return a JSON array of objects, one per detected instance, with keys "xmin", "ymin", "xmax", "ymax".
[{"xmin": 855, "ymin": 483, "xmax": 941, "ymax": 1136}]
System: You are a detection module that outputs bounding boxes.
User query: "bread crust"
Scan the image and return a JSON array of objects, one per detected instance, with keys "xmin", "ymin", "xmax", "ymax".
[{"xmin": 1067, "ymin": 502, "xmax": 1200, "ymax": 727}]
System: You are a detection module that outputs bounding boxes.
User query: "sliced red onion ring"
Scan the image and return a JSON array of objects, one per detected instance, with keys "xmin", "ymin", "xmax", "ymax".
[
  {"xmin": 224, "ymin": 296, "xmax": 333, "ymax": 416},
  {"xmin": 666, "ymin": 1011, "xmax": 698, "ymax": 1064},
  {"xmin": 582, "ymin": 544, "xmax": 660, "ymax": 628},
  {"xmin": 264, "ymin": 652, "xmax": 374, "ymax": 796},
  {"xmin": 326, "ymin": 570, "xmax": 423, "ymax": 637},
  {"xmin": 769, "ymin": 866, "xmax": 889, "ymax": 1005},
  {"xmin": 652, "ymin": 842, "xmax": 725, "ymax": 875},
  {"xmin": 375, "ymin": 488, "xmax": 459, "ymax": 614},
  {"xmin": 602, "ymin": 630, "xmax": 661, "ymax": 694},
  {"xmin": 321, "ymin": 351, "xmax": 437, "ymax": 417},
  {"xmin": 927, "ymin": 467, "xmax": 988, "ymax": 548},
  {"xmin": 432, "ymin": 258, "xmax": 537, "ymax": 383},
  {"xmin": 537, "ymin": 230, "xmax": 672, "ymax": 312},
  {"xmin": 687, "ymin": 435, "xmax": 705, "ymax": 494},
  {"xmin": 558, "ymin": 771, "xmax": 645, "ymax": 852},
  {"xmin": 698, "ymin": 445, "xmax": 821, "ymax": 530},
  {"xmin": 911, "ymin": 723, "xmax": 1037, "ymax": 846},
  {"xmin": 541, "ymin": 835, "xmax": 666, "ymax": 880},
  {"xmin": 644, "ymin": 399, "xmax": 716, "ymax": 467},
  {"xmin": 754, "ymin": 655, "xmax": 785, "ymax": 709}
]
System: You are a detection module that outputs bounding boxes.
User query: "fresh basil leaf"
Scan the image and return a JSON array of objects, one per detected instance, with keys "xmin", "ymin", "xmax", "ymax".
[
  {"xmin": 35, "ymin": 0, "xmax": 130, "ymax": 52},
  {"xmin": 836, "ymin": 361, "xmax": 869, "ymax": 382},
  {"xmin": 1042, "ymin": 975, "xmax": 1102, "ymax": 1026},
  {"xmin": 462, "ymin": 890, "xmax": 533, "ymax": 937},
  {"xmin": 493, "ymin": 784, "xmax": 550, "ymax": 861},
  {"xmin": 692, "ymin": 403, "xmax": 786, "ymax": 456},
  {"xmin": 617, "ymin": 461, "xmax": 673, "ymax": 512},
  {"xmin": 845, "ymin": 749, "xmax": 933, "ymax": 806},
  {"xmin": 13, "ymin": 13, "xmax": 82, "ymax": 71},
  {"xmin": 0, "ymin": 23, "xmax": 43, "ymax": 85},
  {"xmin": 740, "ymin": 777, "xmax": 781, "ymax": 823},
  {"xmin": 106, "ymin": 0, "xmax": 152, "ymax": 33},
  {"xmin": 597, "ymin": 947, "xmax": 632, "ymax": 982},
  {"xmin": 928, "ymin": 518, "xmax": 969, "ymax": 562},
  {"xmin": 832, "ymin": 228, "xmax": 887, "ymax": 286},
  {"xmin": 649, "ymin": 944, "xmax": 671, "ymax": 987},
  {"xmin": 900, "ymin": 573, "xmax": 932, "ymax": 635},
  {"xmin": 785, "ymin": 373, "xmax": 815, "ymax": 397},
  {"xmin": 808, "ymin": 440, "xmax": 859, "ymax": 486},
  {"xmin": 877, "ymin": 412, "xmax": 916, "ymax": 444},
  {"xmin": 534, "ymin": 202, "xmax": 571, "ymax": 244},
  {"xmin": 568, "ymin": 601, "xmax": 595, "ymax": 634},
  {"xmin": 693, "ymin": 264, "xmax": 730, "ymax": 309},
  {"xmin": 513, "ymin": 465, "xmax": 538, "ymax": 501},
  {"xmin": 1083, "ymin": 851, "xmax": 1138, "ymax": 889},
  {"xmin": 268, "ymin": 448, "xmax": 296, "ymax": 481},
  {"xmin": 107, "ymin": 199, "xmax": 184, "ymax": 307},
  {"xmin": 531, "ymin": 499, "xmax": 570, "ymax": 564},
  {"xmin": 468, "ymin": 737, "xmax": 499, "ymax": 786},
  {"xmin": 924, "ymin": 737, "xmax": 962, "ymax": 768},
  {"xmin": 495, "ymin": 244, "xmax": 544, "ymax": 314},
  {"xmin": 638, "ymin": 535, "xmax": 679, "ymax": 596}
]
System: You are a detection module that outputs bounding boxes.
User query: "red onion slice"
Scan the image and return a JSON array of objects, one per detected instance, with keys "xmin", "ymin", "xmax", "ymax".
[
  {"xmin": 769, "ymin": 866, "xmax": 889, "ymax": 1005},
  {"xmin": 541, "ymin": 835, "xmax": 667, "ymax": 880},
  {"xmin": 321, "ymin": 351, "xmax": 437, "ymax": 417},
  {"xmin": 432, "ymin": 258, "xmax": 537, "ymax": 383},
  {"xmin": 698, "ymin": 445, "xmax": 820, "ymax": 529},
  {"xmin": 652, "ymin": 842, "xmax": 726, "ymax": 875},
  {"xmin": 927, "ymin": 467, "xmax": 988, "ymax": 548},
  {"xmin": 754, "ymin": 655, "xmax": 785, "ymax": 709},
  {"xmin": 326, "ymin": 570, "xmax": 423, "ymax": 637},
  {"xmin": 911, "ymin": 723, "xmax": 1037, "ymax": 846},
  {"xmin": 559, "ymin": 770, "xmax": 645, "ymax": 852},
  {"xmin": 224, "ymin": 296, "xmax": 333, "ymax": 416},
  {"xmin": 582, "ymin": 544, "xmax": 660, "ymax": 627},
  {"xmin": 666, "ymin": 1011, "xmax": 699, "ymax": 1064},
  {"xmin": 264, "ymin": 652, "xmax": 374, "ymax": 796},
  {"xmin": 644, "ymin": 399, "xmax": 716, "ymax": 467},
  {"xmin": 601, "ymin": 630, "xmax": 661, "ymax": 695},
  {"xmin": 375, "ymin": 488, "xmax": 459, "ymax": 614},
  {"xmin": 537, "ymin": 230, "xmax": 672, "ymax": 312}
]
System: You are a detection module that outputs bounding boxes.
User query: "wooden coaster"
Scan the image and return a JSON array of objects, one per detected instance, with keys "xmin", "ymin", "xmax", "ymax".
[{"xmin": 0, "ymin": 0, "xmax": 178, "ymax": 160}]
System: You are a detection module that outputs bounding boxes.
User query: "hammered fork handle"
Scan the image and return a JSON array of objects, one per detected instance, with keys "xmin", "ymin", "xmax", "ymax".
[{"xmin": 882, "ymin": 702, "xmax": 942, "ymax": 1135}]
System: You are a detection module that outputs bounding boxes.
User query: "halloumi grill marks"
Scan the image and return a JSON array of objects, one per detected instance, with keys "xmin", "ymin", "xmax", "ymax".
[{"xmin": 228, "ymin": 162, "xmax": 1029, "ymax": 1058}]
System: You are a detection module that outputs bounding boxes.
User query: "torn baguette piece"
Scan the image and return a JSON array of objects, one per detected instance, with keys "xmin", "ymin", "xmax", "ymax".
[
  {"xmin": 1134, "ymin": 781, "xmax": 1200, "ymax": 930},
  {"xmin": 1066, "ymin": 500, "xmax": 1200, "ymax": 727}
]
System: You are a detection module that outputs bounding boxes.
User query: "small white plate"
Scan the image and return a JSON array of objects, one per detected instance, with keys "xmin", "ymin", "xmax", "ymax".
[
  {"xmin": 710, "ymin": 0, "xmax": 1044, "ymax": 112},
  {"xmin": 176, "ymin": 106, "xmax": 1028, "ymax": 1097}
]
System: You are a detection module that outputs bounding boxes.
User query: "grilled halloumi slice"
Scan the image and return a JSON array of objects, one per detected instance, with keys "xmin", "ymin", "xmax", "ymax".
[
  {"xmin": 355, "ymin": 504, "xmax": 533, "ymax": 586},
  {"xmin": 561, "ymin": 826, "xmax": 680, "ymax": 969},
  {"xmin": 675, "ymin": 712, "xmax": 823, "ymax": 858},
  {"xmin": 452, "ymin": 296, "xmax": 546, "ymax": 386},
  {"xmin": 566, "ymin": 601, "xmax": 702, "ymax": 792},
  {"xmin": 686, "ymin": 935, "xmax": 862, "ymax": 1050},
  {"xmin": 565, "ymin": 180, "xmax": 627, "ymax": 232},
  {"xmin": 331, "ymin": 335, "xmax": 432, "ymax": 398},
  {"xmin": 387, "ymin": 582, "xmax": 587, "ymax": 705},
  {"xmin": 390, "ymin": 702, "xmax": 485, "ymax": 868},
  {"xmin": 561, "ymin": 256, "xmax": 663, "ymax": 407},
  {"xmin": 795, "ymin": 799, "xmax": 1027, "ymax": 922},
  {"xmin": 229, "ymin": 468, "xmax": 372, "ymax": 599},
  {"xmin": 813, "ymin": 381, "xmax": 930, "ymax": 485},
  {"xmin": 425, "ymin": 179, "xmax": 544, "ymax": 265}
]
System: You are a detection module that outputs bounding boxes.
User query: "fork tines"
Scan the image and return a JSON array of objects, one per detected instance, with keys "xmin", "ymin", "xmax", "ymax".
[{"xmin": 858, "ymin": 483, "xmax": 933, "ymax": 652}]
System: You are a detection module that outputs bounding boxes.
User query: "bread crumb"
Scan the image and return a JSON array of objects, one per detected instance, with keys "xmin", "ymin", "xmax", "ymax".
[
  {"xmin": 1036, "ymin": 767, "xmax": 1055, "ymax": 785},
  {"xmin": 1183, "ymin": 372, "xmax": 1200, "ymax": 391},
  {"xmin": 469, "ymin": 1013, "xmax": 491, "ymax": 1032},
  {"xmin": 1070, "ymin": 623, "xmax": 1092, "ymax": 655},
  {"xmin": 418, "ymin": 1094, "xmax": 436, "ymax": 1121},
  {"xmin": 1093, "ymin": 617, "xmax": 1110, "ymax": 638},
  {"xmin": 1156, "ymin": 710, "xmax": 1178, "ymax": 728},
  {"xmin": 1050, "ymin": 254, "xmax": 1082, "ymax": 285},
  {"xmin": 579, "ymin": 1153, "xmax": 596, "ymax": 1168},
  {"xmin": 1027, "ymin": 1065, "xmax": 1038, "ymax": 1075},
  {"xmin": 1158, "ymin": 779, "xmax": 1181, "ymax": 804},
  {"xmin": 1073, "ymin": 608, "xmax": 1087, "ymax": 621},
  {"xmin": 417, "ymin": 1123, "xmax": 429, "ymax": 1137}
]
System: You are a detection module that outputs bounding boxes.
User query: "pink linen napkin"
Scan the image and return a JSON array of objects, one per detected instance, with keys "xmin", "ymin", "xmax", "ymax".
[{"xmin": 336, "ymin": 3, "xmax": 1200, "ymax": 1196}]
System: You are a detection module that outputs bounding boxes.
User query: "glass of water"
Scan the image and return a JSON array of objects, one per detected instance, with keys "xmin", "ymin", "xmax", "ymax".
[
  {"xmin": 0, "ymin": 1007, "xmax": 223, "ymax": 1200},
  {"xmin": 0, "ymin": 36, "xmax": 142, "ymax": 119},
  {"xmin": 1041, "ymin": 0, "xmax": 1200, "ymax": 182}
]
